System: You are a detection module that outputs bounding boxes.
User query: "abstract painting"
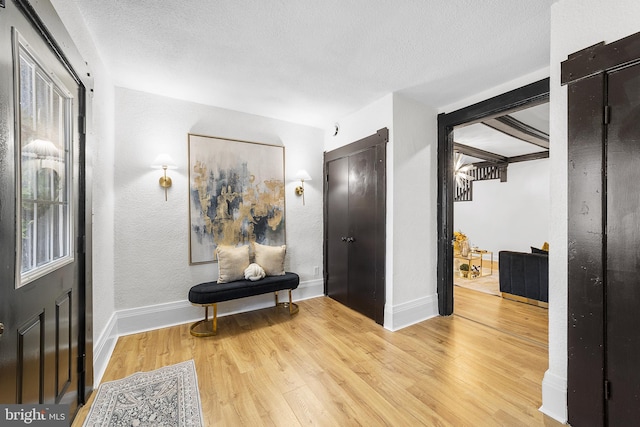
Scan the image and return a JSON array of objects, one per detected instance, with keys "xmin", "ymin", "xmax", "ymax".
[{"xmin": 188, "ymin": 134, "xmax": 285, "ymax": 264}]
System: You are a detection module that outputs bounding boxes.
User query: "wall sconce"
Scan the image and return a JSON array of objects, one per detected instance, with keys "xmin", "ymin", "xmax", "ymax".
[
  {"xmin": 294, "ymin": 169, "xmax": 312, "ymax": 205},
  {"xmin": 151, "ymin": 153, "xmax": 177, "ymax": 201}
]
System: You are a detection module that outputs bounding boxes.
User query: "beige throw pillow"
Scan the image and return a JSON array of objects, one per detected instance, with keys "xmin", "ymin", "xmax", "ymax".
[
  {"xmin": 216, "ymin": 245, "xmax": 250, "ymax": 283},
  {"xmin": 253, "ymin": 242, "xmax": 286, "ymax": 276}
]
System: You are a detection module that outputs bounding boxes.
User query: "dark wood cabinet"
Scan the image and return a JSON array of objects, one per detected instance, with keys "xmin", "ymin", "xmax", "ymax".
[{"xmin": 324, "ymin": 129, "xmax": 387, "ymax": 324}]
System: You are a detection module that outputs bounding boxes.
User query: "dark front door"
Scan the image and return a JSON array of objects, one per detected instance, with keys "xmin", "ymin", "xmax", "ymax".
[
  {"xmin": 605, "ymin": 61, "xmax": 640, "ymax": 425},
  {"xmin": 324, "ymin": 129, "xmax": 387, "ymax": 324},
  {"xmin": 0, "ymin": 0, "xmax": 85, "ymax": 415}
]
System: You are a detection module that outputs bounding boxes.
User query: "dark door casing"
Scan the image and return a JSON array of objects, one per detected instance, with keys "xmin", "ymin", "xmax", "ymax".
[
  {"xmin": 324, "ymin": 129, "xmax": 387, "ymax": 324},
  {"xmin": 563, "ymin": 30, "xmax": 640, "ymax": 426}
]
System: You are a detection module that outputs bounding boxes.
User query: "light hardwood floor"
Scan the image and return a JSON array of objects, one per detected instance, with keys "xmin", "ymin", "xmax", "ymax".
[{"xmin": 73, "ymin": 288, "xmax": 561, "ymax": 426}]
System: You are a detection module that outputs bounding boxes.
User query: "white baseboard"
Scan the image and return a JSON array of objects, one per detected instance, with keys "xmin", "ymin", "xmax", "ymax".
[
  {"xmin": 91, "ymin": 278, "xmax": 324, "ymax": 385},
  {"xmin": 92, "ymin": 313, "xmax": 118, "ymax": 386},
  {"xmin": 385, "ymin": 294, "xmax": 439, "ymax": 331},
  {"xmin": 540, "ymin": 370, "xmax": 568, "ymax": 424}
]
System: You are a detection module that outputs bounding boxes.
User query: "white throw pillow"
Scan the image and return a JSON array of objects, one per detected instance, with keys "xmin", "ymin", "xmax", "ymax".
[
  {"xmin": 216, "ymin": 245, "xmax": 250, "ymax": 283},
  {"xmin": 244, "ymin": 263, "xmax": 266, "ymax": 281},
  {"xmin": 253, "ymin": 242, "xmax": 286, "ymax": 276}
]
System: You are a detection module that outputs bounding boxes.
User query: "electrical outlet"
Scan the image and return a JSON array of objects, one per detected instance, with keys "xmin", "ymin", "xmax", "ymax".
[{"xmin": 313, "ymin": 266, "xmax": 319, "ymax": 277}]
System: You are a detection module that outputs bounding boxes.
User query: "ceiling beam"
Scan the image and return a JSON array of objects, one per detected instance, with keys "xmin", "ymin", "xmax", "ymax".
[
  {"xmin": 482, "ymin": 116, "xmax": 550, "ymax": 149},
  {"xmin": 453, "ymin": 142, "xmax": 508, "ymax": 163},
  {"xmin": 507, "ymin": 151, "xmax": 550, "ymax": 163},
  {"xmin": 472, "ymin": 150, "xmax": 549, "ymax": 168}
]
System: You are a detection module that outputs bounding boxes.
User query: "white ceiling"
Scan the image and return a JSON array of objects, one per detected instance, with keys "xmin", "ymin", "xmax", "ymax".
[{"xmin": 59, "ymin": 0, "xmax": 556, "ymax": 129}]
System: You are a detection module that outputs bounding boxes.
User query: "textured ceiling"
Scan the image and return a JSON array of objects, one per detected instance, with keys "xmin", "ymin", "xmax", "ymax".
[{"xmin": 58, "ymin": 0, "xmax": 556, "ymax": 129}]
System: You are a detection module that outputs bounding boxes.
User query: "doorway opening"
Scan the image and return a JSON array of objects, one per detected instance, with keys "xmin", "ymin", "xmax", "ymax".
[{"xmin": 437, "ymin": 78, "xmax": 550, "ymax": 338}]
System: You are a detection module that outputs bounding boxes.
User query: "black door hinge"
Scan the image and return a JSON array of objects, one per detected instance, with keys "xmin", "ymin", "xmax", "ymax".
[
  {"xmin": 77, "ymin": 235, "xmax": 85, "ymax": 254},
  {"xmin": 77, "ymin": 354, "xmax": 86, "ymax": 373},
  {"xmin": 604, "ymin": 105, "xmax": 611, "ymax": 125},
  {"xmin": 79, "ymin": 115, "xmax": 86, "ymax": 135},
  {"xmin": 605, "ymin": 379, "xmax": 611, "ymax": 400}
]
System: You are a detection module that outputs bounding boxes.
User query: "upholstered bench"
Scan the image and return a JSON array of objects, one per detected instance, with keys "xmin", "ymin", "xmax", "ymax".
[{"xmin": 188, "ymin": 272, "xmax": 300, "ymax": 337}]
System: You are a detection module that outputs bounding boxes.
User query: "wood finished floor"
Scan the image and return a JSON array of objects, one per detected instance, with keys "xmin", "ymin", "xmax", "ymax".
[{"xmin": 73, "ymin": 287, "xmax": 561, "ymax": 426}]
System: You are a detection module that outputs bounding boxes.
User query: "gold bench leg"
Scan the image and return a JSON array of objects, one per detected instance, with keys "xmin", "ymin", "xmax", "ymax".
[
  {"xmin": 275, "ymin": 290, "xmax": 299, "ymax": 315},
  {"xmin": 190, "ymin": 303, "xmax": 218, "ymax": 337}
]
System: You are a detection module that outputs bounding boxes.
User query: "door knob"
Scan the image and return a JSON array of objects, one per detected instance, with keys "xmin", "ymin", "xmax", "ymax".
[
  {"xmin": 346, "ymin": 237, "xmax": 355, "ymax": 243},
  {"xmin": 0, "ymin": 322, "xmax": 4, "ymax": 337},
  {"xmin": 341, "ymin": 237, "xmax": 347, "ymax": 242}
]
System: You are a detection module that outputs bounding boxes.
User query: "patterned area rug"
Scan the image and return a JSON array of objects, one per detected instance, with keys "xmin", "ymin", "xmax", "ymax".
[{"xmin": 83, "ymin": 360, "xmax": 203, "ymax": 427}]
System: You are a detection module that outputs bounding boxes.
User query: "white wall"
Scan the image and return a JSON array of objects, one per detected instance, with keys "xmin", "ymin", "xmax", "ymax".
[
  {"xmin": 454, "ymin": 159, "xmax": 550, "ymax": 256},
  {"xmin": 391, "ymin": 94, "xmax": 439, "ymax": 324},
  {"xmin": 325, "ymin": 93, "xmax": 439, "ymax": 330},
  {"xmin": 113, "ymin": 88, "xmax": 325, "ymax": 310},
  {"xmin": 544, "ymin": 0, "xmax": 640, "ymax": 422}
]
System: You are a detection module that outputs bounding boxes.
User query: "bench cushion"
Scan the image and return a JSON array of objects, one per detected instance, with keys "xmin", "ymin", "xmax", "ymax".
[{"xmin": 189, "ymin": 272, "xmax": 300, "ymax": 305}]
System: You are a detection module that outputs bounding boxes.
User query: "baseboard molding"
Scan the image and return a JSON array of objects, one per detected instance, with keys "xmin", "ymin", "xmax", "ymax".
[
  {"xmin": 540, "ymin": 370, "xmax": 568, "ymax": 423},
  {"xmin": 385, "ymin": 294, "xmax": 439, "ymax": 331},
  {"xmin": 92, "ymin": 313, "xmax": 118, "ymax": 386},
  {"xmin": 91, "ymin": 278, "xmax": 323, "ymax": 385}
]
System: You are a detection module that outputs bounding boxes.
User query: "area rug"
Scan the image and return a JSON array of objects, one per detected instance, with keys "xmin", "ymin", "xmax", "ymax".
[
  {"xmin": 83, "ymin": 360, "xmax": 203, "ymax": 427},
  {"xmin": 454, "ymin": 268, "xmax": 500, "ymax": 296}
]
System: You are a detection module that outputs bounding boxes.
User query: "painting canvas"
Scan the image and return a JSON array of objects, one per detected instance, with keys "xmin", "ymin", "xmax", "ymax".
[{"xmin": 188, "ymin": 134, "xmax": 285, "ymax": 264}]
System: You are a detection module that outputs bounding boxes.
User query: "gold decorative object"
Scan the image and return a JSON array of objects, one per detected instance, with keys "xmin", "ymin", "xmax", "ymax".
[{"xmin": 453, "ymin": 230, "xmax": 468, "ymax": 254}]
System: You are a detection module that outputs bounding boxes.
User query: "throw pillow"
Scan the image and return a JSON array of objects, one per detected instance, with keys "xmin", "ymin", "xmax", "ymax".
[
  {"xmin": 244, "ymin": 263, "xmax": 266, "ymax": 281},
  {"xmin": 216, "ymin": 245, "xmax": 250, "ymax": 283},
  {"xmin": 531, "ymin": 246, "xmax": 548, "ymax": 255},
  {"xmin": 541, "ymin": 241, "xmax": 550, "ymax": 251},
  {"xmin": 253, "ymin": 242, "xmax": 286, "ymax": 276}
]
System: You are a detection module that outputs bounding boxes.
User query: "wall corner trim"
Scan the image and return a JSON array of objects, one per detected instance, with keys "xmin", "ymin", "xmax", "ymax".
[{"xmin": 539, "ymin": 369, "xmax": 568, "ymax": 424}]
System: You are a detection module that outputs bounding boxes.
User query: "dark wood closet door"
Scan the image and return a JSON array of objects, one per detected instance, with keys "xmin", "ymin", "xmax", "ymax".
[
  {"xmin": 564, "ymin": 30, "xmax": 640, "ymax": 425},
  {"xmin": 324, "ymin": 128, "xmax": 387, "ymax": 324},
  {"xmin": 605, "ymin": 62, "xmax": 640, "ymax": 425},
  {"xmin": 326, "ymin": 157, "xmax": 349, "ymax": 306},
  {"xmin": 346, "ymin": 147, "xmax": 378, "ymax": 319}
]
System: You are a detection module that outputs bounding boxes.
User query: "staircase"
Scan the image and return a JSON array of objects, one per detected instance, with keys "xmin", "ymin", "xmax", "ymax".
[{"xmin": 455, "ymin": 164, "xmax": 505, "ymax": 202}]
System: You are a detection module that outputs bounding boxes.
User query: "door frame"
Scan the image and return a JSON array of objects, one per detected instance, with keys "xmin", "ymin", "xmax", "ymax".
[
  {"xmin": 436, "ymin": 78, "xmax": 549, "ymax": 315},
  {"xmin": 323, "ymin": 128, "xmax": 388, "ymax": 324},
  {"xmin": 562, "ymin": 30, "xmax": 640, "ymax": 426},
  {"xmin": 11, "ymin": 0, "xmax": 92, "ymax": 405}
]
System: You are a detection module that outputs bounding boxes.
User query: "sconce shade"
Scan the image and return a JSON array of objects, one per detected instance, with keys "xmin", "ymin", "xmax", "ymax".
[
  {"xmin": 151, "ymin": 153, "xmax": 177, "ymax": 169},
  {"xmin": 294, "ymin": 169, "xmax": 312, "ymax": 181}
]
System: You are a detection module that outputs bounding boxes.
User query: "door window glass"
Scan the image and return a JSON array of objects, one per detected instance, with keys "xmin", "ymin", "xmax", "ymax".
[{"xmin": 15, "ymin": 31, "xmax": 74, "ymax": 287}]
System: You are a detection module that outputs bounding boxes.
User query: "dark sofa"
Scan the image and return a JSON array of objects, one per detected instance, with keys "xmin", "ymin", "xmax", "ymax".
[{"xmin": 499, "ymin": 251, "xmax": 548, "ymax": 303}]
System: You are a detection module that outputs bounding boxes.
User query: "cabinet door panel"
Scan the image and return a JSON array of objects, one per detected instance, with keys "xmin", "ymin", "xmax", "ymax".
[
  {"xmin": 606, "ymin": 62, "xmax": 640, "ymax": 426},
  {"xmin": 347, "ymin": 148, "xmax": 378, "ymax": 319},
  {"xmin": 326, "ymin": 157, "xmax": 349, "ymax": 305}
]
